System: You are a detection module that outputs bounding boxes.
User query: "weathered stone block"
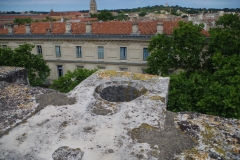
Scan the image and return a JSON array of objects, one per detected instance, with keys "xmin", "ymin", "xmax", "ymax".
[{"xmin": 0, "ymin": 66, "xmax": 29, "ymax": 85}]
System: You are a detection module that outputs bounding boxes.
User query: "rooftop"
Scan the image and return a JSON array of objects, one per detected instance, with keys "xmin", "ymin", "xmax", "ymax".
[
  {"xmin": 0, "ymin": 69, "xmax": 239, "ymax": 159},
  {"xmin": 0, "ymin": 20, "xmax": 182, "ymax": 35}
]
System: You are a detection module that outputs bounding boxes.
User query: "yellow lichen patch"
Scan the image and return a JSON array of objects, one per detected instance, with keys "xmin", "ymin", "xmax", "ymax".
[
  {"xmin": 179, "ymin": 149, "xmax": 211, "ymax": 160},
  {"xmin": 214, "ymin": 146, "xmax": 226, "ymax": 157},
  {"xmin": 97, "ymin": 70, "xmax": 159, "ymax": 81},
  {"xmin": 0, "ymin": 66, "xmax": 17, "ymax": 73},
  {"xmin": 201, "ymin": 123, "xmax": 215, "ymax": 140},
  {"xmin": 150, "ymin": 96, "xmax": 165, "ymax": 103},
  {"xmin": 17, "ymin": 102, "xmax": 35, "ymax": 109},
  {"xmin": 119, "ymin": 71, "xmax": 132, "ymax": 77},
  {"xmin": 97, "ymin": 70, "xmax": 118, "ymax": 78},
  {"xmin": 131, "ymin": 72, "xmax": 158, "ymax": 81}
]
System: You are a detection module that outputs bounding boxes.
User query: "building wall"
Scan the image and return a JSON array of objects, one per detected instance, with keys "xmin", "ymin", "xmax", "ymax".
[{"xmin": 0, "ymin": 40, "xmax": 149, "ymax": 83}]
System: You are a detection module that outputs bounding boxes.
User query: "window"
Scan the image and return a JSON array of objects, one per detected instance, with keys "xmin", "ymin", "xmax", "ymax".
[
  {"xmin": 77, "ymin": 66, "xmax": 84, "ymax": 69},
  {"xmin": 143, "ymin": 48, "xmax": 150, "ymax": 61},
  {"xmin": 142, "ymin": 69, "xmax": 147, "ymax": 74},
  {"xmin": 1, "ymin": 45, "xmax": 7, "ymax": 48},
  {"xmin": 120, "ymin": 67, "xmax": 128, "ymax": 71},
  {"xmin": 120, "ymin": 47, "xmax": 127, "ymax": 60},
  {"xmin": 99, "ymin": 67, "xmax": 105, "ymax": 69},
  {"xmin": 98, "ymin": 46, "xmax": 104, "ymax": 59},
  {"xmin": 76, "ymin": 46, "xmax": 82, "ymax": 58},
  {"xmin": 36, "ymin": 45, "xmax": 42, "ymax": 55},
  {"xmin": 55, "ymin": 46, "xmax": 61, "ymax": 58},
  {"xmin": 57, "ymin": 65, "xmax": 63, "ymax": 77}
]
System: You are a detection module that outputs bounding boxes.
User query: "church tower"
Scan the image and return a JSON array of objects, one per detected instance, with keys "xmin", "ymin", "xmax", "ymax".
[{"xmin": 89, "ymin": 0, "xmax": 97, "ymax": 14}]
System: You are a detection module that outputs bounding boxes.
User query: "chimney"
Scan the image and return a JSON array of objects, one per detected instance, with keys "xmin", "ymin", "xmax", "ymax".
[
  {"xmin": 25, "ymin": 24, "xmax": 31, "ymax": 34},
  {"xmin": 157, "ymin": 22, "xmax": 163, "ymax": 34},
  {"xmin": 65, "ymin": 21, "xmax": 72, "ymax": 34},
  {"xmin": 86, "ymin": 22, "xmax": 92, "ymax": 34},
  {"xmin": 7, "ymin": 24, "xmax": 14, "ymax": 34},
  {"xmin": 131, "ymin": 22, "xmax": 139, "ymax": 35}
]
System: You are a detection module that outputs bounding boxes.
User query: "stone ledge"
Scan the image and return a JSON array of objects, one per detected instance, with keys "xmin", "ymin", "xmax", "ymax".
[{"xmin": 0, "ymin": 66, "xmax": 29, "ymax": 85}]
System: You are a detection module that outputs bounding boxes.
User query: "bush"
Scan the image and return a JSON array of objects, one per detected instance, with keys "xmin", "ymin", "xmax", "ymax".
[{"xmin": 50, "ymin": 68, "xmax": 98, "ymax": 93}]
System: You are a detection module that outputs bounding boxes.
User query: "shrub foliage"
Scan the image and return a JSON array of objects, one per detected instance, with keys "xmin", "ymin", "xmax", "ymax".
[
  {"xmin": 147, "ymin": 14, "xmax": 240, "ymax": 119},
  {"xmin": 50, "ymin": 68, "xmax": 98, "ymax": 93}
]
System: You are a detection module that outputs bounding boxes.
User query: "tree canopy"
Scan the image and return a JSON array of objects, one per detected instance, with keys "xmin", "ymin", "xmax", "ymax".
[
  {"xmin": 147, "ymin": 14, "xmax": 240, "ymax": 119},
  {"xmin": 97, "ymin": 10, "xmax": 114, "ymax": 21},
  {"xmin": 139, "ymin": 11, "xmax": 147, "ymax": 17},
  {"xmin": 146, "ymin": 21, "xmax": 207, "ymax": 75},
  {"xmin": 50, "ymin": 68, "xmax": 97, "ymax": 93},
  {"xmin": 14, "ymin": 18, "xmax": 32, "ymax": 25},
  {"xmin": 0, "ymin": 43, "xmax": 50, "ymax": 86}
]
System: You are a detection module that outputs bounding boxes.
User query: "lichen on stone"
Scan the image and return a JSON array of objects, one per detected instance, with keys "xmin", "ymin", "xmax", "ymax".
[
  {"xmin": 131, "ymin": 123, "xmax": 160, "ymax": 142},
  {"xmin": 149, "ymin": 95, "xmax": 165, "ymax": 103}
]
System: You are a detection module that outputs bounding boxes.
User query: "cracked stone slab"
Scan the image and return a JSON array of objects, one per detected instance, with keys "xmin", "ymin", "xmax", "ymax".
[{"xmin": 0, "ymin": 70, "xmax": 170, "ymax": 160}]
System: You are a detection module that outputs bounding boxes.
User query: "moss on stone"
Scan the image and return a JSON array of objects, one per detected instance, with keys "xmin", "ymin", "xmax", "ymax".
[
  {"xmin": 150, "ymin": 96, "xmax": 165, "ymax": 102},
  {"xmin": 98, "ymin": 70, "xmax": 118, "ymax": 78},
  {"xmin": 131, "ymin": 123, "xmax": 158, "ymax": 142},
  {"xmin": 97, "ymin": 70, "xmax": 158, "ymax": 81}
]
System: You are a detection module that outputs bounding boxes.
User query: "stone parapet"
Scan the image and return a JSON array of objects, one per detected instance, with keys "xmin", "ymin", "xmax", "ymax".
[{"xmin": 0, "ymin": 66, "xmax": 29, "ymax": 85}]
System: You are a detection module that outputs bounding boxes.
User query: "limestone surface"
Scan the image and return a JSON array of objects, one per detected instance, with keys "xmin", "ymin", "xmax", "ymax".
[
  {"xmin": 0, "ymin": 70, "xmax": 239, "ymax": 160},
  {"xmin": 0, "ymin": 70, "xmax": 170, "ymax": 160}
]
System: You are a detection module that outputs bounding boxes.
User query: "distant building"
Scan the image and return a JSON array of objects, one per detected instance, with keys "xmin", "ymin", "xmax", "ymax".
[
  {"xmin": 89, "ymin": 0, "xmax": 97, "ymax": 14},
  {"xmin": 0, "ymin": 21, "xmax": 182, "ymax": 83}
]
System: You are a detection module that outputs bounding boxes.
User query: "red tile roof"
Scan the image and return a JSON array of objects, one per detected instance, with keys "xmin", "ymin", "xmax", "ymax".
[
  {"xmin": 92, "ymin": 21, "xmax": 132, "ymax": 35},
  {"xmin": 163, "ymin": 20, "xmax": 179, "ymax": 35},
  {"xmin": 0, "ymin": 28, "xmax": 8, "ymax": 34},
  {"xmin": 51, "ymin": 22, "xmax": 65, "ymax": 34},
  {"xmin": 0, "ymin": 20, "xmax": 210, "ymax": 36},
  {"xmin": 14, "ymin": 25, "xmax": 26, "ymax": 34},
  {"xmin": 31, "ymin": 22, "xmax": 50, "ymax": 34},
  {"xmin": 139, "ymin": 21, "xmax": 157, "ymax": 35},
  {"xmin": 71, "ymin": 22, "xmax": 86, "ymax": 34},
  {"xmin": 30, "ymin": 22, "xmax": 65, "ymax": 34}
]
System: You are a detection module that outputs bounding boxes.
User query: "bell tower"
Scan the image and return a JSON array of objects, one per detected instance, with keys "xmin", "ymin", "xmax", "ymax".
[{"xmin": 89, "ymin": 0, "xmax": 97, "ymax": 14}]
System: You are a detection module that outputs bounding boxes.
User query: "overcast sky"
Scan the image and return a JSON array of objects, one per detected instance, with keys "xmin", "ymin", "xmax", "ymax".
[{"xmin": 0, "ymin": 0, "xmax": 239, "ymax": 12}]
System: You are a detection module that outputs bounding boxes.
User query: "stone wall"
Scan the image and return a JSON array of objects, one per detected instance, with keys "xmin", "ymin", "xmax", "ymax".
[{"xmin": 0, "ymin": 66, "xmax": 29, "ymax": 85}]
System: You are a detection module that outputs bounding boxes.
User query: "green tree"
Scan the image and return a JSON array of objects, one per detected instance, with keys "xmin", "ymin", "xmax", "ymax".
[
  {"xmin": 147, "ymin": 14, "xmax": 240, "ymax": 119},
  {"xmin": 14, "ymin": 18, "xmax": 33, "ymax": 25},
  {"xmin": 0, "ymin": 43, "xmax": 50, "ymax": 86},
  {"xmin": 139, "ymin": 11, "xmax": 147, "ymax": 17},
  {"xmin": 197, "ymin": 53, "xmax": 240, "ymax": 118},
  {"xmin": 146, "ymin": 21, "xmax": 207, "ymax": 75},
  {"xmin": 208, "ymin": 13, "xmax": 240, "ymax": 57},
  {"xmin": 97, "ymin": 10, "xmax": 114, "ymax": 21},
  {"xmin": 90, "ymin": 13, "xmax": 98, "ymax": 18},
  {"xmin": 50, "ymin": 68, "xmax": 98, "ymax": 93}
]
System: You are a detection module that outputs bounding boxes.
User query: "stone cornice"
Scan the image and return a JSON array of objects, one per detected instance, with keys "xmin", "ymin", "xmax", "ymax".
[
  {"xmin": 0, "ymin": 34, "xmax": 153, "ymax": 43},
  {"xmin": 44, "ymin": 59, "xmax": 148, "ymax": 66}
]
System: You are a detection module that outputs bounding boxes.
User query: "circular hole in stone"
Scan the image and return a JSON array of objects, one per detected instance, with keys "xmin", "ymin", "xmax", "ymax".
[{"xmin": 99, "ymin": 85, "xmax": 145, "ymax": 102}]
